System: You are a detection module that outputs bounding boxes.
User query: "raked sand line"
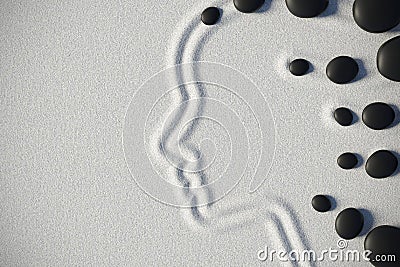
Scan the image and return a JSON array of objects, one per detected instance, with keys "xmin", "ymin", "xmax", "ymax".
[
  {"xmin": 155, "ymin": 2, "xmax": 312, "ymax": 262},
  {"xmin": 160, "ymin": 0, "xmax": 235, "ymax": 226}
]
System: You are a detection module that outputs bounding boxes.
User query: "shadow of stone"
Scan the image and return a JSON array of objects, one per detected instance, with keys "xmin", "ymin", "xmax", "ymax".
[
  {"xmin": 256, "ymin": 0, "xmax": 272, "ymax": 13},
  {"xmin": 320, "ymin": 0, "xmax": 338, "ymax": 17},
  {"xmin": 359, "ymin": 209, "xmax": 374, "ymax": 237},
  {"xmin": 352, "ymin": 58, "xmax": 367, "ymax": 83}
]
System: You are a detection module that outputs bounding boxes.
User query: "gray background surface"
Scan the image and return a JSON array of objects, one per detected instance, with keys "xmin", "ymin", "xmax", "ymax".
[{"xmin": 1, "ymin": 0, "xmax": 399, "ymax": 266}]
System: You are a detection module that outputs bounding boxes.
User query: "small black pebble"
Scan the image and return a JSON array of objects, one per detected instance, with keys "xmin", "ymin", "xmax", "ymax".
[
  {"xmin": 233, "ymin": 0, "xmax": 265, "ymax": 13},
  {"xmin": 337, "ymin": 153, "xmax": 358, "ymax": 170},
  {"xmin": 335, "ymin": 208, "xmax": 364, "ymax": 240},
  {"xmin": 326, "ymin": 56, "xmax": 359, "ymax": 84},
  {"xmin": 362, "ymin": 102, "xmax": 395, "ymax": 130},
  {"xmin": 334, "ymin": 107, "xmax": 354, "ymax": 126},
  {"xmin": 365, "ymin": 150, "xmax": 398, "ymax": 179},
  {"xmin": 286, "ymin": 0, "xmax": 329, "ymax": 18},
  {"xmin": 353, "ymin": 0, "xmax": 400, "ymax": 33},
  {"xmin": 289, "ymin": 59, "xmax": 310, "ymax": 76},
  {"xmin": 364, "ymin": 225, "xmax": 400, "ymax": 267},
  {"xmin": 201, "ymin": 7, "xmax": 221, "ymax": 25},
  {"xmin": 312, "ymin": 195, "xmax": 331, "ymax": 212},
  {"xmin": 377, "ymin": 36, "xmax": 400, "ymax": 82}
]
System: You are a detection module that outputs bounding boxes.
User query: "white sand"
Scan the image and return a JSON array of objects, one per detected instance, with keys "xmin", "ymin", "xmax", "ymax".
[{"xmin": 1, "ymin": 0, "xmax": 399, "ymax": 266}]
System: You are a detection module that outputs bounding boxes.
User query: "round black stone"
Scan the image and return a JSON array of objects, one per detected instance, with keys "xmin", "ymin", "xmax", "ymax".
[
  {"xmin": 201, "ymin": 7, "xmax": 221, "ymax": 25},
  {"xmin": 334, "ymin": 107, "xmax": 353, "ymax": 126},
  {"xmin": 353, "ymin": 0, "xmax": 400, "ymax": 33},
  {"xmin": 326, "ymin": 56, "xmax": 359, "ymax": 84},
  {"xmin": 337, "ymin": 153, "xmax": 358, "ymax": 170},
  {"xmin": 289, "ymin": 59, "xmax": 310, "ymax": 76},
  {"xmin": 312, "ymin": 195, "xmax": 331, "ymax": 212},
  {"xmin": 286, "ymin": 0, "xmax": 329, "ymax": 18},
  {"xmin": 335, "ymin": 208, "xmax": 364, "ymax": 240},
  {"xmin": 365, "ymin": 150, "xmax": 398, "ymax": 178},
  {"xmin": 362, "ymin": 102, "xmax": 395, "ymax": 130},
  {"xmin": 377, "ymin": 36, "xmax": 400, "ymax": 82},
  {"xmin": 233, "ymin": 0, "xmax": 265, "ymax": 13},
  {"xmin": 364, "ymin": 225, "xmax": 400, "ymax": 267}
]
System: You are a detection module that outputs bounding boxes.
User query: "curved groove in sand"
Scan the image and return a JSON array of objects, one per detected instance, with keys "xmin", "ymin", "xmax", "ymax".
[
  {"xmin": 156, "ymin": 2, "xmax": 313, "ymax": 263},
  {"xmin": 161, "ymin": 0, "xmax": 234, "ymax": 225}
]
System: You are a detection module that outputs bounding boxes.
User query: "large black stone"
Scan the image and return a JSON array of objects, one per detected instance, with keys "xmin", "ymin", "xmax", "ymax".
[
  {"xmin": 377, "ymin": 36, "xmax": 400, "ymax": 82},
  {"xmin": 353, "ymin": 0, "xmax": 400, "ymax": 33}
]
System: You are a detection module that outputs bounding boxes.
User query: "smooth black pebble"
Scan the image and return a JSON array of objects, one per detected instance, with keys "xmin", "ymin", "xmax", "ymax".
[
  {"xmin": 233, "ymin": 0, "xmax": 265, "ymax": 13},
  {"xmin": 334, "ymin": 107, "xmax": 353, "ymax": 126},
  {"xmin": 335, "ymin": 208, "xmax": 364, "ymax": 240},
  {"xmin": 312, "ymin": 195, "xmax": 331, "ymax": 212},
  {"xmin": 201, "ymin": 7, "xmax": 220, "ymax": 25},
  {"xmin": 364, "ymin": 225, "xmax": 400, "ymax": 267},
  {"xmin": 337, "ymin": 153, "xmax": 358, "ymax": 170},
  {"xmin": 289, "ymin": 59, "xmax": 310, "ymax": 76},
  {"xmin": 326, "ymin": 56, "xmax": 359, "ymax": 84},
  {"xmin": 286, "ymin": 0, "xmax": 329, "ymax": 18},
  {"xmin": 366, "ymin": 150, "xmax": 398, "ymax": 178},
  {"xmin": 353, "ymin": 0, "xmax": 400, "ymax": 33},
  {"xmin": 377, "ymin": 36, "xmax": 400, "ymax": 82},
  {"xmin": 362, "ymin": 102, "xmax": 395, "ymax": 130}
]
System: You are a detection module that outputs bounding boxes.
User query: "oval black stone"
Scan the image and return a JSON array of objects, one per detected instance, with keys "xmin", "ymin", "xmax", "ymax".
[
  {"xmin": 335, "ymin": 208, "xmax": 364, "ymax": 240},
  {"xmin": 286, "ymin": 0, "xmax": 329, "ymax": 18},
  {"xmin": 326, "ymin": 56, "xmax": 359, "ymax": 84},
  {"xmin": 334, "ymin": 107, "xmax": 353, "ymax": 126},
  {"xmin": 233, "ymin": 0, "xmax": 265, "ymax": 13},
  {"xmin": 377, "ymin": 36, "xmax": 400, "ymax": 82},
  {"xmin": 337, "ymin": 153, "xmax": 358, "ymax": 170},
  {"xmin": 201, "ymin": 7, "xmax": 221, "ymax": 25},
  {"xmin": 312, "ymin": 195, "xmax": 331, "ymax": 212},
  {"xmin": 289, "ymin": 59, "xmax": 310, "ymax": 76},
  {"xmin": 353, "ymin": 0, "xmax": 400, "ymax": 33},
  {"xmin": 362, "ymin": 102, "xmax": 395, "ymax": 130},
  {"xmin": 364, "ymin": 225, "xmax": 400, "ymax": 267},
  {"xmin": 366, "ymin": 150, "xmax": 398, "ymax": 178}
]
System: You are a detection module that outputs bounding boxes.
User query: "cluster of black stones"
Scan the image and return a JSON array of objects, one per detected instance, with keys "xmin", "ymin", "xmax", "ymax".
[{"xmin": 199, "ymin": 1, "xmax": 399, "ymax": 265}]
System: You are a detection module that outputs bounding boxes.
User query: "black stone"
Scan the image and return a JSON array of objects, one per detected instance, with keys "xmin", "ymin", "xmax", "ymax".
[
  {"xmin": 201, "ymin": 7, "xmax": 221, "ymax": 25},
  {"xmin": 353, "ymin": 0, "xmax": 400, "ymax": 33},
  {"xmin": 337, "ymin": 153, "xmax": 358, "ymax": 170},
  {"xmin": 334, "ymin": 107, "xmax": 353, "ymax": 126},
  {"xmin": 286, "ymin": 0, "xmax": 329, "ymax": 18},
  {"xmin": 377, "ymin": 36, "xmax": 400, "ymax": 82},
  {"xmin": 312, "ymin": 195, "xmax": 331, "ymax": 212},
  {"xmin": 326, "ymin": 56, "xmax": 359, "ymax": 84},
  {"xmin": 364, "ymin": 225, "xmax": 400, "ymax": 267},
  {"xmin": 335, "ymin": 208, "xmax": 364, "ymax": 240},
  {"xmin": 289, "ymin": 59, "xmax": 310, "ymax": 76},
  {"xmin": 366, "ymin": 150, "xmax": 398, "ymax": 178},
  {"xmin": 233, "ymin": 0, "xmax": 265, "ymax": 13},
  {"xmin": 362, "ymin": 102, "xmax": 395, "ymax": 130}
]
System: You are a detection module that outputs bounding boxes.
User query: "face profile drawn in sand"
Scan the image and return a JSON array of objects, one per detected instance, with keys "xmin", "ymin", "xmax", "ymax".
[
  {"xmin": 123, "ymin": 1, "xmax": 315, "ymax": 265},
  {"xmin": 123, "ymin": 62, "xmax": 275, "ymax": 208}
]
